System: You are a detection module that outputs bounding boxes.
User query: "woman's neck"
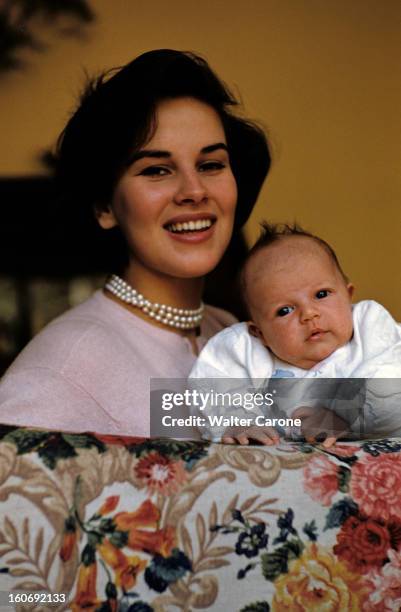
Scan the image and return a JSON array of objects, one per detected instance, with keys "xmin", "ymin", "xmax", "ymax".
[
  {"xmin": 103, "ymin": 260, "xmax": 205, "ymax": 338},
  {"xmin": 121, "ymin": 261, "xmax": 204, "ymax": 310}
]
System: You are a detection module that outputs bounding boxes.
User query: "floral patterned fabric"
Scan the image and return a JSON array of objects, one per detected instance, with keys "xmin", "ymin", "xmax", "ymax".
[{"xmin": 1, "ymin": 426, "xmax": 401, "ymax": 611}]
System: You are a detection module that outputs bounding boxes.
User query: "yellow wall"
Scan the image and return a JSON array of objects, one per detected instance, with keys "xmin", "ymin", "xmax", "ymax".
[{"xmin": 1, "ymin": 0, "xmax": 400, "ymax": 317}]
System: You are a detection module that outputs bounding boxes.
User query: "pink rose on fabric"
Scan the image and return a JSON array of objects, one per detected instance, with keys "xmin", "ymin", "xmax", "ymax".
[
  {"xmin": 351, "ymin": 453, "xmax": 401, "ymax": 521},
  {"xmin": 363, "ymin": 549, "xmax": 401, "ymax": 611},
  {"xmin": 134, "ymin": 452, "xmax": 188, "ymax": 496},
  {"xmin": 303, "ymin": 454, "xmax": 339, "ymax": 506}
]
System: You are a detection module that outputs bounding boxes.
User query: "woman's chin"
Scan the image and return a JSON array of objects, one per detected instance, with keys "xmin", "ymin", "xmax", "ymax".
[{"xmin": 166, "ymin": 257, "xmax": 222, "ymax": 280}]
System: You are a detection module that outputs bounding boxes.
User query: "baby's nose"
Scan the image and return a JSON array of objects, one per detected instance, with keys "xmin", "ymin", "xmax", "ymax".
[{"xmin": 300, "ymin": 303, "xmax": 320, "ymax": 322}]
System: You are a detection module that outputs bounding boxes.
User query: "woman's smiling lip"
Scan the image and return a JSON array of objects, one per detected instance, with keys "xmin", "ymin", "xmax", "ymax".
[
  {"xmin": 166, "ymin": 221, "xmax": 216, "ymax": 244},
  {"xmin": 163, "ymin": 212, "xmax": 216, "ymax": 226},
  {"xmin": 163, "ymin": 212, "xmax": 217, "ymax": 243}
]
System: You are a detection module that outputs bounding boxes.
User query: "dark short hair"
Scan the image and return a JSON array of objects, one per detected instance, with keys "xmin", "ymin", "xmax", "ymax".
[
  {"xmin": 55, "ymin": 49, "xmax": 270, "ymax": 231},
  {"xmin": 241, "ymin": 221, "xmax": 348, "ymax": 314}
]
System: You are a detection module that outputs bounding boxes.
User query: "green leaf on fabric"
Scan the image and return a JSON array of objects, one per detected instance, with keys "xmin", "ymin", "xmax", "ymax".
[
  {"xmin": 99, "ymin": 518, "xmax": 116, "ymax": 533},
  {"xmin": 64, "ymin": 515, "xmax": 76, "ymax": 533},
  {"xmin": 62, "ymin": 433, "xmax": 106, "ymax": 453},
  {"xmin": 3, "ymin": 429, "xmax": 79, "ymax": 468},
  {"xmin": 88, "ymin": 531, "xmax": 103, "ymax": 547},
  {"xmin": 81, "ymin": 544, "xmax": 96, "ymax": 566},
  {"xmin": 303, "ymin": 520, "xmax": 318, "ymax": 541},
  {"xmin": 232, "ymin": 509, "xmax": 245, "ymax": 524},
  {"xmin": 338, "ymin": 465, "xmax": 351, "ymax": 492},
  {"xmin": 130, "ymin": 439, "xmax": 208, "ymax": 466},
  {"xmin": 0, "ymin": 425, "xmax": 18, "ymax": 441},
  {"xmin": 37, "ymin": 435, "xmax": 78, "ymax": 469},
  {"xmin": 144, "ymin": 548, "xmax": 192, "ymax": 593},
  {"xmin": 282, "ymin": 538, "xmax": 304, "ymax": 561},
  {"xmin": 237, "ymin": 563, "xmax": 257, "ymax": 579},
  {"xmin": 109, "ymin": 530, "xmax": 128, "ymax": 548},
  {"xmin": 261, "ymin": 538, "xmax": 303, "ymax": 582},
  {"xmin": 297, "ymin": 443, "xmax": 314, "ymax": 454},
  {"xmin": 105, "ymin": 581, "xmax": 117, "ymax": 599},
  {"xmin": 4, "ymin": 429, "xmax": 50, "ymax": 453},
  {"xmin": 127, "ymin": 602, "xmax": 154, "ymax": 612},
  {"xmin": 0, "ymin": 429, "xmax": 108, "ymax": 469},
  {"xmin": 261, "ymin": 548, "xmax": 288, "ymax": 581},
  {"xmin": 324, "ymin": 498, "xmax": 358, "ymax": 530},
  {"xmin": 240, "ymin": 602, "xmax": 270, "ymax": 612}
]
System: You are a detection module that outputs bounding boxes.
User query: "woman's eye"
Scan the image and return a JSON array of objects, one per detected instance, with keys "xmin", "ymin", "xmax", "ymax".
[
  {"xmin": 199, "ymin": 161, "xmax": 225, "ymax": 173},
  {"xmin": 276, "ymin": 306, "xmax": 294, "ymax": 317},
  {"xmin": 139, "ymin": 166, "xmax": 170, "ymax": 177},
  {"xmin": 316, "ymin": 289, "xmax": 329, "ymax": 299}
]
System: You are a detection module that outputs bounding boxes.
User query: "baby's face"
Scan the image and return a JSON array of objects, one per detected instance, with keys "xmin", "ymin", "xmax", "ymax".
[{"xmin": 245, "ymin": 237, "xmax": 354, "ymax": 369}]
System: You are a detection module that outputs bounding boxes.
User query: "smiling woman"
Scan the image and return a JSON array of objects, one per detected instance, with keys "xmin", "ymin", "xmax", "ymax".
[
  {"xmin": 0, "ymin": 49, "xmax": 270, "ymax": 436},
  {"xmin": 99, "ymin": 98, "xmax": 237, "ymax": 290}
]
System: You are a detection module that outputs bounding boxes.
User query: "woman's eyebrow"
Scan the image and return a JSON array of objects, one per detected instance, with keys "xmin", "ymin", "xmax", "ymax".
[
  {"xmin": 129, "ymin": 142, "xmax": 228, "ymax": 165},
  {"xmin": 129, "ymin": 149, "xmax": 171, "ymax": 164},
  {"xmin": 201, "ymin": 143, "xmax": 228, "ymax": 154}
]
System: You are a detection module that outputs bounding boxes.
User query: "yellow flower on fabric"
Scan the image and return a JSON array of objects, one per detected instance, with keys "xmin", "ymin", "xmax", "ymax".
[
  {"xmin": 98, "ymin": 539, "xmax": 147, "ymax": 591},
  {"xmin": 71, "ymin": 562, "xmax": 99, "ymax": 612},
  {"xmin": 114, "ymin": 555, "xmax": 147, "ymax": 590},
  {"xmin": 98, "ymin": 495, "xmax": 120, "ymax": 516},
  {"xmin": 59, "ymin": 530, "xmax": 76, "ymax": 562},
  {"xmin": 114, "ymin": 499, "xmax": 160, "ymax": 530},
  {"xmin": 127, "ymin": 524, "xmax": 176, "ymax": 557},
  {"xmin": 272, "ymin": 543, "xmax": 369, "ymax": 611}
]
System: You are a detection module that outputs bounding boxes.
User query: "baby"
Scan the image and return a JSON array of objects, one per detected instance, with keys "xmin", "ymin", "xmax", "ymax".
[{"xmin": 190, "ymin": 223, "xmax": 401, "ymax": 446}]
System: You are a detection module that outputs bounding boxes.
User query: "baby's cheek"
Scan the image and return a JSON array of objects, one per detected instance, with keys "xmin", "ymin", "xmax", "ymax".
[{"xmin": 340, "ymin": 314, "xmax": 354, "ymax": 343}]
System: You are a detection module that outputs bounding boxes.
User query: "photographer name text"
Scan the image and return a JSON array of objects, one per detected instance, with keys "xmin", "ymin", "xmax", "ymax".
[{"xmin": 161, "ymin": 415, "xmax": 301, "ymax": 428}]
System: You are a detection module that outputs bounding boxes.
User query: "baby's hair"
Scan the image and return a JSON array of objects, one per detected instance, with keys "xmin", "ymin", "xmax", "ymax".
[{"xmin": 240, "ymin": 221, "xmax": 348, "ymax": 316}]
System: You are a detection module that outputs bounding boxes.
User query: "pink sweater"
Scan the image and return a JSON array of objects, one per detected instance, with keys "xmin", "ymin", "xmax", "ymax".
[{"xmin": 0, "ymin": 291, "xmax": 235, "ymax": 435}]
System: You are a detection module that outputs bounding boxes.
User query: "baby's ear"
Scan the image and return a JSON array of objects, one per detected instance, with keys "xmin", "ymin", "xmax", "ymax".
[
  {"xmin": 247, "ymin": 322, "xmax": 268, "ymax": 347},
  {"xmin": 346, "ymin": 283, "xmax": 355, "ymax": 300}
]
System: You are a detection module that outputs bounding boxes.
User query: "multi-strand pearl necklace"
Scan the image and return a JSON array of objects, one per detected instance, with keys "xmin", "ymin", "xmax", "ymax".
[{"xmin": 105, "ymin": 274, "xmax": 204, "ymax": 330}]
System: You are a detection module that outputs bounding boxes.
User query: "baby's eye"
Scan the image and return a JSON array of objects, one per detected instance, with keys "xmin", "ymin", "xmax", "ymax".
[
  {"xmin": 276, "ymin": 306, "xmax": 294, "ymax": 317},
  {"xmin": 316, "ymin": 289, "xmax": 330, "ymax": 299},
  {"xmin": 139, "ymin": 165, "xmax": 170, "ymax": 177},
  {"xmin": 199, "ymin": 161, "xmax": 226, "ymax": 173}
]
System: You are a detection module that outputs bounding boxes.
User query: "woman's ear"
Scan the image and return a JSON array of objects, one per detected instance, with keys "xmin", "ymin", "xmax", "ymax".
[
  {"xmin": 95, "ymin": 206, "xmax": 118, "ymax": 230},
  {"xmin": 247, "ymin": 321, "xmax": 268, "ymax": 347}
]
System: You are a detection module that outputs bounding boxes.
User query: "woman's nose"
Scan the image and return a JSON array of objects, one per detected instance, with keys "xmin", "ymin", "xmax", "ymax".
[{"xmin": 174, "ymin": 171, "xmax": 207, "ymax": 205}]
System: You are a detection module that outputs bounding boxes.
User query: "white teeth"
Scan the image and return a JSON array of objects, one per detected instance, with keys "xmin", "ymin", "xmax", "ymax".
[{"xmin": 167, "ymin": 219, "xmax": 213, "ymax": 233}]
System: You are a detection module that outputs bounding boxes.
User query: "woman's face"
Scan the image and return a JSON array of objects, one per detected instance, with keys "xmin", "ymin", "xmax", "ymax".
[{"xmin": 98, "ymin": 97, "xmax": 237, "ymax": 281}]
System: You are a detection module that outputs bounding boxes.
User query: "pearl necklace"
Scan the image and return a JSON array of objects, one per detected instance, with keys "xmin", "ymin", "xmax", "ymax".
[{"xmin": 105, "ymin": 274, "xmax": 204, "ymax": 330}]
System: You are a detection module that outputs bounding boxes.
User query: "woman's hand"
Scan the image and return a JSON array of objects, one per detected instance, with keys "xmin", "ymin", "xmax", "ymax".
[
  {"xmin": 222, "ymin": 425, "xmax": 280, "ymax": 446},
  {"xmin": 291, "ymin": 405, "xmax": 350, "ymax": 448}
]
